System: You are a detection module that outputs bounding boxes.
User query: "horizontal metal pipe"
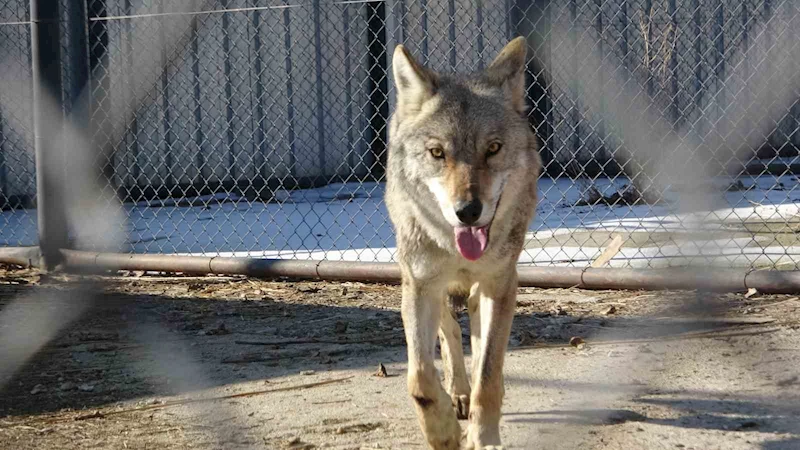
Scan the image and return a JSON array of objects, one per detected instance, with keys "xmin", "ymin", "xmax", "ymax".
[
  {"xmin": 582, "ymin": 267, "xmax": 746, "ymax": 292},
  {"xmin": 0, "ymin": 247, "xmax": 40, "ymax": 268},
  {"xmin": 3, "ymin": 249, "xmax": 800, "ymax": 293},
  {"xmin": 744, "ymin": 270, "xmax": 800, "ymax": 294}
]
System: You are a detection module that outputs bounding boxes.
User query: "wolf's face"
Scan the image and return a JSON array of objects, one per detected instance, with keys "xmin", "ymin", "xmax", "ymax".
[{"xmin": 389, "ymin": 38, "xmax": 536, "ymax": 261}]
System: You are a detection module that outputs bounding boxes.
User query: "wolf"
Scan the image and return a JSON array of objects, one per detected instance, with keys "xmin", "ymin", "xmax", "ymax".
[{"xmin": 385, "ymin": 37, "xmax": 541, "ymax": 449}]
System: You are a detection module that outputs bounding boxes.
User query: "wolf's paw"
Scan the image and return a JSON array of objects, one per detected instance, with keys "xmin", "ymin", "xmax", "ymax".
[
  {"xmin": 461, "ymin": 429, "xmax": 474, "ymax": 450},
  {"xmin": 461, "ymin": 424, "xmax": 502, "ymax": 450},
  {"xmin": 425, "ymin": 417, "xmax": 461, "ymax": 450},
  {"xmin": 462, "ymin": 440, "xmax": 504, "ymax": 450},
  {"xmin": 428, "ymin": 436, "xmax": 461, "ymax": 450},
  {"xmin": 422, "ymin": 397, "xmax": 461, "ymax": 450}
]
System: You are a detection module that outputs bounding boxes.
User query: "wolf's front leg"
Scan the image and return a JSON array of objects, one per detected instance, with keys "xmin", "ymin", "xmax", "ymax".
[
  {"xmin": 439, "ymin": 305, "xmax": 471, "ymax": 419},
  {"xmin": 464, "ymin": 274, "xmax": 517, "ymax": 449},
  {"xmin": 402, "ymin": 277, "xmax": 461, "ymax": 450}
]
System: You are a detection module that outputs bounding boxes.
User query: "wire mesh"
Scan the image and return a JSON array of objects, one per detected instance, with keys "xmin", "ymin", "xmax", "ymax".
[
  {"xmin": 0, "ymin": 0, "xmax": 36, "ymax": 246},
  {"xmin": 1, "ymin": 0, "xmax": 800, "ymax": 270}
]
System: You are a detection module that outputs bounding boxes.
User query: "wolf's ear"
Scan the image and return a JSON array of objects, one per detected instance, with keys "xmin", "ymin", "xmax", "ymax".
[
  {"xmin": 486, "ymin": 36, "xmax": 527, "ymax": 113},
  {"xmin": 393, "ymin": 45, "xmax": 436, "ymax": 115}
]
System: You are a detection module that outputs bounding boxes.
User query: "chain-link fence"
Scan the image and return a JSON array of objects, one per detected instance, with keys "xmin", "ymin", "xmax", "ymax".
[
  {"xmin": 0, "ymin": 0, "xmax": 37, "ymax": 246},
  {"xmin": 2, "ymin": 0, "xmax": 800, "ymax": 270}
]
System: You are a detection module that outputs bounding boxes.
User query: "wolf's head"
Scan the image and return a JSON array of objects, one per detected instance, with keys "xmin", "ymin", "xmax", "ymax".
[{"xmin": 389, "ymin": 37, "xmax": 538, "ymax": 262}]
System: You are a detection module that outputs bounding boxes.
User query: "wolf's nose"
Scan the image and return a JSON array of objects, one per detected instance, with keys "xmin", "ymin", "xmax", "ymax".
[{"xmin": 455, "ymin": 200, "xmax": 483, "ymax": 225}]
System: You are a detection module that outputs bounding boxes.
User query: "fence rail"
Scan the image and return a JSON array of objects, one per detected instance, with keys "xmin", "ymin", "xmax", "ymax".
[{"xmin": 1, "ymin": 0, "xmax": 799, "ymax": 271}]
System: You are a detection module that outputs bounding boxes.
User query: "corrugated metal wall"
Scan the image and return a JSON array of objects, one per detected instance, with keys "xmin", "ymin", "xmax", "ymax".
[
  {"xmin": 1, "ymin": 0, "xmax": 799, "ymax": 205},
  {"xmin": 88, "ymin": 0, "xmax": 375, "ymax": 201}
]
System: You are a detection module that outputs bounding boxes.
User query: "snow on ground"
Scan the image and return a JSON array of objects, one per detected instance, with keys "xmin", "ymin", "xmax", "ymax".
[{"xmin": 3, "ymin": 174, "xmax": 800, "ymax": 268}]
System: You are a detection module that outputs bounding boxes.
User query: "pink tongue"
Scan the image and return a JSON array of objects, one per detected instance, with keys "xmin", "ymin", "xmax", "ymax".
[{"xmin": 454, "ymin": 226, "xmax": 489, "ymax": 261}]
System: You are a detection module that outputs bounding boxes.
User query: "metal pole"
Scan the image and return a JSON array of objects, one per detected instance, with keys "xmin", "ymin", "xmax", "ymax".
[
  {"xmin": 30, "ymin": 0, "xmax": 69, "ymax": 270},
  {"xmin": 1, "ymin": 249, "xmax": 793, "ymax": 294}
]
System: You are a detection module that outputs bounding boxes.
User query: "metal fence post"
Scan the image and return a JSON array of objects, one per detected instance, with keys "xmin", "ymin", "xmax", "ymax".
[{"xmin": 30, "ymin": 0, "xmax": 68, "ymax": 270}]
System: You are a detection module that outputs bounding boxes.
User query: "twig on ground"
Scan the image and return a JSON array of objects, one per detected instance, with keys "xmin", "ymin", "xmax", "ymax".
[
  {"xmin": 234, "ymin": 335, "xmax": 402, "ymax": 346},
  {"xmin": 757, "ymin": 297, "xmax": 799, "ymax": 309},
  {"xmin": 221, "ymin": 354, "xmax": 288, "ymax": 364},
  {"xmin": 512, "ymin": 327, "xmax": 780, "ymax": 351},
  {"xmin": 311, "ymin": 399, "xmax": 350, "ymax": 405}
]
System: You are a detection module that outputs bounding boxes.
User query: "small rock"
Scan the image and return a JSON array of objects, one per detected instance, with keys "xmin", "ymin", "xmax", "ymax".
[
  {"xmin": 334, "ymin": 321, "xmax": 348, "ymax": 334},
  {"xmin": 374, "ymin": 363, "xmax": 388, "ymax": 378},
  {"xmin": 30, "ymin": 384, "xmax": 45, "ymax": 395},
  {"xmin": 78, "ymin": 383, "xmax": 95, "ymax": 392},
  {"xmin": 59, "ymin": 382, "xmax": 76, "ymax": 391},
  {"xmin": 283, "ymin": 437, "xmax": 315, "ymax": 449},
  {"xmin": 569, "ymin": 336, "xmax": 585, "ymax": 347},
  {"xmin": 727, "ymin": 180, "xmax": 746, "ymax": 192},
  {"xmin": 607, "ymin": 350, "xmax": 620, "ymax": 358},
  {"xmin": 341, "ymin": 287, "xmax": 348, "ymax": 296},
  {"xmin": 603, "ymin": 305, "xmax": 617, "ymax": 315},
  {"xmin": 737, "ymin": 420, "xmax": 759, "ymax": 431},
  {"xmin": 517, "ymin": 330, "xmax": 538, "ymax": 346},
  {"xmin": 300, "ymin": 370, "xmax": 316, "ymax": 376},
  {"xmin": 554, "ymin": 305, "xmax": 568, "ymax": 316}
]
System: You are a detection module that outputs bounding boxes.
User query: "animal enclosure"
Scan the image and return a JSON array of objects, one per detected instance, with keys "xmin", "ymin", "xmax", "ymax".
[{"xmin": 1, "ymin": 0, "xmax": 799, "ymax": 270}]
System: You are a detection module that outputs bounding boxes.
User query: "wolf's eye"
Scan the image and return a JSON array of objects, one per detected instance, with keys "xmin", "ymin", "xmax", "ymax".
[
  {"xmin": 487, "ymin": 142, "xmax": 503, "ymax": 157},
  {"xmin": 428, "ymin": 147, "xmax": 445, "ymax": 159}
]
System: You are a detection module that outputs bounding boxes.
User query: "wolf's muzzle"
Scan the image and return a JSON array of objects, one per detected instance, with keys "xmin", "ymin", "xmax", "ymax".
[{"xmin": 454, "ymin": 199, "xmax": 482, "ymax": 225}]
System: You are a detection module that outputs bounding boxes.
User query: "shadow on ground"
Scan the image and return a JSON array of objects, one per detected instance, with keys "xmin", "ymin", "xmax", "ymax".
[
  {"xmin": 0, "ymin": 281, "xmax": 408, "ymax": 417},
  {"xmin": 0, "ymin": 273, "xmax": 792, "ymax": 440}
]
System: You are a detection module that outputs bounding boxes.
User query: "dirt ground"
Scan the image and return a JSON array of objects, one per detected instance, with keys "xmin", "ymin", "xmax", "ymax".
[{"xmin": 1, "ymin": 265, "xmax": 799, "ymax": 449}]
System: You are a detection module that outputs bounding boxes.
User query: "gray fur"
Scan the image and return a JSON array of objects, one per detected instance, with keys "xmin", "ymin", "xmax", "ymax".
[{"xmin": 386, "ymin": 37, "xmax": 541, "ymax": 449}]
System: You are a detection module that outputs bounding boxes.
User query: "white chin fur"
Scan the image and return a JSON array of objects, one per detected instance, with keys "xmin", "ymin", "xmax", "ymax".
[{"xmin": 425, "ymin": 177, "xmax": 461, "ymax": 227}]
